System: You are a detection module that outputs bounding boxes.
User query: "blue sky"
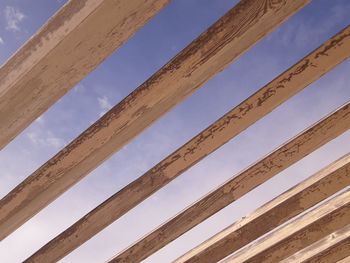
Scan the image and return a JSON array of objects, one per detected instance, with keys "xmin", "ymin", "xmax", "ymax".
[{"xmin": 0, "ymin": 0, "xmax": 350, "ymax": 262}]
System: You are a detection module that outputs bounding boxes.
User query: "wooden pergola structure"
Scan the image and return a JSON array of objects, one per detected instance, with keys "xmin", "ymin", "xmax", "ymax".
[{"xmin": 0, "ymin": 0, "xmax": 349, "ymax": 262}]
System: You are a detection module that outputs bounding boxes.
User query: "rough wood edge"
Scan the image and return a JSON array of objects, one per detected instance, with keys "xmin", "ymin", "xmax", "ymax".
[
  {"xmin": 175, "ymin": 153, "xmax": 350, "ymax": 263},
  {"xmin": 281, "ymin": 224, "xmax": 350, "ymax": 263},
  {"xmin": 0, "ymin": 0, "xmax": 310, "ymax": 245},
  {"xmin": 28, "ymin": 6, "xmax": 350, "ymax": 263},
  {"xmin": 0, "ymin": 0, "xmax": 170, "ymax": 149},
  {"xmin": 223, "ymin": 189, "xmax": 350, "ymax": 263},
  {"xmin": 337, "ymin": 255, "xmax": 350, "ymax": 263},
  {"xmin": 108, "ymin": 102, "xmax": 350, "ymax": 262}
]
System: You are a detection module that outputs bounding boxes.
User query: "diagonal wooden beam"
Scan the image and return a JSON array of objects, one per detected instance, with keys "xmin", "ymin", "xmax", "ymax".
[
  {"xmin": 24, "ymin": 21, "xmax": 350, "ymax": 263},
  {"xmin": 0, "ymin": 0, "xmax": 170, "ymax": 150},
  {"xmin": 0, "ymin": 0, "xmax": 310, "ymax": 242},
  {"xmin": 222, "ymin": 189, "xmax": 350, "ymax": 263},
  {"xmin": 109, "ymin": 102, "xmax": 350, "ymax": 263},
  {"xmin": 280, "ymin": 224, "xmax": 350, "ymax": 263},
  {"xmin": 175, "ymin": 153, "xmax": 350, "ymax": 263},
  {"xmin": 338, "ymin": 255, "xmax": 350, "ymax": 263}
]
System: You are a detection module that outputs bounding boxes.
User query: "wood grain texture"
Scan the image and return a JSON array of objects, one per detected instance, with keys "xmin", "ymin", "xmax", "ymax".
[
  {"xmin": 281, "ymin": 224, "xmax": 350, "ymax": 263},
  {"xmin": 0, "ymin": 0, "xmax": 310, "ymax": 245},
  {"xmin": 110, "ymin": 102, "xmax": 350, "ymax": 263},
  {"xmin": 175, "ymin": 153, "xmax": 350, "ymax": 263},
  {"xmin": 25, "ymin": 5, "xmax": 350, "ymax": 263},
  {"xmin": 0, "ymin": 0, "xmax": 170, "ymax": 150},
  {"xmin": 223, "ymin": 190, "xmax": 350, "ymax": 263}
]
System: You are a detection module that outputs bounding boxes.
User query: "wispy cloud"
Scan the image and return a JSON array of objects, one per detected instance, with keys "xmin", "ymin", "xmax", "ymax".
[
  {"xmin": 98, "ymin": 96, "xmax": 112, "ymax": 117},
  {"xmin": 74, "ymin": 84, "xmax": 86, "ymax": 93},
  {"xmin": 269, "ymin": 1, "xmax": 350, "ymax": 50},
  {"xmin": 27, "ymin": 116, "xmax": 66, "ymax": 149},
  {"xmin": 4, "ymin": 6, "xmax": 26, "ymax": 32},
  {"xmin": 27, "ymin": 130, "xmax": 65, "ymax": 149},
  {"xmin": 0, "ymin": 37, "xmax": 4, "ymax": 44},
  {"xmin": 0, "ymin": 1, "xmax": 349, "ymax": 262}
]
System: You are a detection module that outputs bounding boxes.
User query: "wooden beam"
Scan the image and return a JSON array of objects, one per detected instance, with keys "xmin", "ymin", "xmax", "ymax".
[
  {"xmin": 223, "ymin": 190, "xmax": 350, "ymax": 263},
  {"xmin": 0, "ymin": 0, "xmax": 310, "ymax": 243},
  {"xmin": 0, "ymin": 0, "xmax": 170, "ymax": 150},
  {"xmin": 175, "ymin": 153, "xmax": 350, "ymax": 263},
  {"xmin": 281, "ymin": 224, "xmax": 350, "ymax": 263},
  {"xmin": 23, "ymin": 18, "xmax": 350, "ymax": 263},
  {"xmin": 338, "ymin": 255, "xmax": 350, "ymax": 263},
  {"xmin": 109, "ymin": 102, "xmax": 350, "ymax": 263}
]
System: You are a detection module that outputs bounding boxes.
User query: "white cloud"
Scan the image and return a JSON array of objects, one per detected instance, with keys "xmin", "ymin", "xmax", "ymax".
[
  {"xmin": 27, "ymin": 117, "xmax": 67, "ymax": 149},
  {"xmin": 0, "ymin": 37, "xmax": 4, "ymax": 44},
  {"xmin": 271, "ymin": 1, "xmax": 350, "ymax": 50},
  {"xmin": 1, "ymin": 1, "xmax": 349, "ymax": 262},
  {"xmin": 98, "ymin": 96, "xmax": 112, "ymax": 116},
  {"xmin": 27, "ymin": 130, "xmax": 65, "ymax": 149},
  {"xmin": 74, "ymin": 84, "xmax": 85, "ymax": 93},
  {"xmin": 4, "ymin": 6, "xmax": 26, "ymax": 32},
  {"xmin": 27, "ymin": 132, "xmax": 39, "ymax": 145},
  {"xmin": 46, "ymin": 136, "xmax": 65, "ymax": 148}
]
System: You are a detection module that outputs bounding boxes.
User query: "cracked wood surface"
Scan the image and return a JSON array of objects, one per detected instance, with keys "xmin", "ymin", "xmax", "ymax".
[
  {"xmin": 223, "ymin": 190, "xmax": 350, "ymax": 263},
  {"xmin": 175, "ymin": 153, "xmax": 350, "ymax": 263},
  {"xmin": 31, "ymin": 24, "xmax": 350, "ymax": 263},
  {"xmin": 281, "ymin": 224, "xmax": 350, "ymax": 263},
  {"xmin": 0, "ymin": 0, "xmax": 310, "ymax": 245},
  {"xmin": 0, "ymin": 0, "xmax": 170, "ymax": 150},
  {"xmin": 110, "ymin": 102, "xmax": 350, "ymax": 263},
  {"xmin": 23, "ymin": 9, "xmax": 350, "ymax": 263}
]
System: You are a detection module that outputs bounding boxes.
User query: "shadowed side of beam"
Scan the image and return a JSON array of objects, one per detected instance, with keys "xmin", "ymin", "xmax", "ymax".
[
  {"xmin": 0, "ymin": 0, "xmax": 310, "ymax": 244},
  {"xmin": 0, "ymin": 0, "xmax": 170, "ymax": 150},
  {"xmin": 175, "ymin": 153, "xmax": 350, "ymax": 263},
  {"xmin": 109, "ymin": 102, "xmax": 350, "ymax": 263},
  {"xmin": 337, "ymin": 255, "xmax": 350, "ymax": 263},
  {"xmin": 281, "ymin": 224, "xmax": 350, "ymax": 263},
  {"xmin": 24, "ymin": 10, "xmax": 350, "ymax": 263},
  {"xmin": 223, "ymin": 190, "xmax": 350, "ymax": 263}
]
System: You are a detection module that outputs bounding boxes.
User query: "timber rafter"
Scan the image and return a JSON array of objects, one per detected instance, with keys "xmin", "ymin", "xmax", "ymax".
[{"xmin": 1, "ymin": 0, "xmax": 349, "ymax": 262}]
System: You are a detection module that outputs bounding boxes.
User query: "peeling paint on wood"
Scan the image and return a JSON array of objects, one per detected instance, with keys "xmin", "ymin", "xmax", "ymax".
[
  {"xmin": 24, "ymin": 23, "xmax": 350, "ymax": 263},
  {"xmin": 109, "ymin": 103, "xmax": 350, "ymax": 262},
  {"xmin": 0, "ymin": 0, "xmax": 170, "ymax": 150},
  {"xmin": 175, "ymin": 153, "xmax": 350, "ymax": 263},
  {"xmin": 281, "ymin": 224, "xmax": 350, "ymax": 263},
  {"xmin": 223, "ymin": 190, "xmax": 350, "ymax": 263},
  {"xmin": 0, "ymin": 0, "xmax": 310, "ymax": 248}
]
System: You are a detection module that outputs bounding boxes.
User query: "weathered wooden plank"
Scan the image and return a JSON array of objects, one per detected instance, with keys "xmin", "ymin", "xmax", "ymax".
[
  {"xmin": 337, "ymin": 255, "xmax": 350, "ymax": 263},
  {"xmin": 109, "ymin": 102, "xmax": 350, "ymax": 263},
  {"xmin": 223, "ymin": 190, "xmax": 350, "ymax": 263},
  {"xmin": 0, "ymin": 0, "xmax": 170, "ymax": 150},
  {"xmin": 23, "ymin": 14, "xmax": 350, "ymax": 263},
  {"xmin": 175, "ymin": 153, "xmax": 350, "ymax": 263},
  {"xmin": 0, "ymin": 0, "xmax": 310, "ymax": 243},
  {"xmin": 281, "ymin": 224, "xmax": 350, "ymax": 263}
]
